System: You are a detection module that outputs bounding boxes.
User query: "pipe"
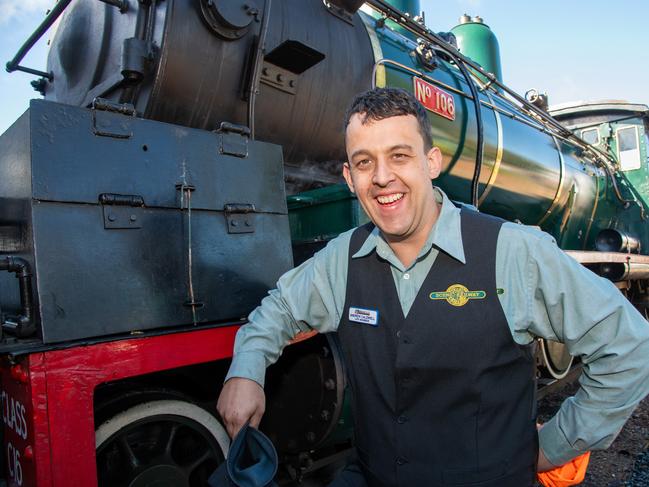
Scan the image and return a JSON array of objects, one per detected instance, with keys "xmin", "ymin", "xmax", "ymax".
[
  {"xmin": 595, "ymin": 229, "xmax": 641, "ymax": 253},
  {"xmin": 455, "ymin": 58, "xmax": 484, "ymax": 208},
  {"xmin": 598, "ymin": 262, "xmax": 649, "ymax": 282},
  {"xmin": 0, "ymin": 256, "xmax": 36, "ymax": 338},
  {"xmin": 5, "ymin": 0, "xmax": 74, "ymax": 80},
  {"xmin": 247, "ymin": 0, "xmax": 273, "ymax": 139}
]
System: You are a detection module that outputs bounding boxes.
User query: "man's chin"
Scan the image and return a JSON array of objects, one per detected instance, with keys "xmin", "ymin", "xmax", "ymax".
[{"xmin": 376, "ymin": 226, "xmax": 411, "ymax": 243}]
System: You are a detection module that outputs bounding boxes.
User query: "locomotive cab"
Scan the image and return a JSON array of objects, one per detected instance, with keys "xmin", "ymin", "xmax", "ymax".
[{"xmin": 551, "ymin": 100, "xmax": 649, "ymax": 206}]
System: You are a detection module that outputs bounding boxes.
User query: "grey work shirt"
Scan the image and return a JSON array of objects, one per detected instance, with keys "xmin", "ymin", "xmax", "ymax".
[{"xmin": 226, "ymin": 187, "xmax": 649, "ymax": 467}]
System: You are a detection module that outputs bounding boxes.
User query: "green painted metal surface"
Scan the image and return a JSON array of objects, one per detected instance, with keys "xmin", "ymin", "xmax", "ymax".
[
  {"xmin": 288, "ymin": 11, "xmax": 649, "ymax": 258},
  {"xmin": 385, "ymin": 0, "xmax": 421, "ymax": 17},
  {"xmin": 451, "ymin": 18, "xmax": 503, "ymax": 84},
  {"xmin": 287, "ymin": 185, "xmax": 369, "ymax": 243}
]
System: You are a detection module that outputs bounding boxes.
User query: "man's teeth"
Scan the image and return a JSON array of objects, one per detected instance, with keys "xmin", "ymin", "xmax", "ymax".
[{"xmin": 377, "ymin": 193, "xmax": 404, "ymax": 204}]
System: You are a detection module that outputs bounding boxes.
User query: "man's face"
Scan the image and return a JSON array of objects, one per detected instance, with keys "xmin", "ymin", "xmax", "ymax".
[{"xmin": 343, "ymin": 113, "xmax": 442, "ymax": 245}]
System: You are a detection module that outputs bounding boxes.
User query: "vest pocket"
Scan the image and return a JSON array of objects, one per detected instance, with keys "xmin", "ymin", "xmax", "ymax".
[{"xmin": 441, "ymin": 460, "xmax": 508, "ymax": 485}]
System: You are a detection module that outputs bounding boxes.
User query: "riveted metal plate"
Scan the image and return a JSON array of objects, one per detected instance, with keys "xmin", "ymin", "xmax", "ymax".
[
  {"xmin": 102, "ymin": 205, "xmax": 143, "ymax": 229},
  {"xmin": 260, "ymin": 62, "xmax": 298, "ymax": 95},
  {"xmin": 225, "ymin": 204, "xmax": 256, "ymax": 234}
]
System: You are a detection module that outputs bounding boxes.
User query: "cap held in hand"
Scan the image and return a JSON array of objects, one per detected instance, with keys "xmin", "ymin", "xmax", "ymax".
[{"xmin": 208, "ymin": 422, "xmax": 278, "ymax": 487}]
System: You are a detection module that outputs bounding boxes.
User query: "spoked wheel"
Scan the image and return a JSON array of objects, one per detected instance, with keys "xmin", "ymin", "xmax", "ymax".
[
  {"xmin": 96, "ymin": 400, "xmax": 229, "ymax": 487},
  {"xmin": 539, "ymin": 339, "xmax": 574, "ymax": 380}
]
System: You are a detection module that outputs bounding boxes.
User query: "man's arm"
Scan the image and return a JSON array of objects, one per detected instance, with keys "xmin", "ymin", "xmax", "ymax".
[
  {"xmin": 217, "ymin": 230, "xmax": 353, "ymax": 437},
  {"xmin": 499, "ymin": 224, "xmax": 649, "ymax": 467}
]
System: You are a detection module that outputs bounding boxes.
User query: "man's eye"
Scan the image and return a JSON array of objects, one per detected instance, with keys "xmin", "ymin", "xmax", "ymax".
[
  {"xmin": 356, "ymin": 159, "xmax": 371, "ymax": 167},
  {"xmin": 393, "ymin": 153, "xmax": 408, "ymax": 160}
]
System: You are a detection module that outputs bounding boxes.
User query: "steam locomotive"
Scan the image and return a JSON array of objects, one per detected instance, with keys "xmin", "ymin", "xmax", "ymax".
[{"xmin": 1, "ymin": 0, "xmax": 648, "ymax": 485}]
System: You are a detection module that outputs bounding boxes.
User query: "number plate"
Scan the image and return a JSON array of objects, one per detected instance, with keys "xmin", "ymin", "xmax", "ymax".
[{"xmin": 413, "ymin": 76, "xmax": 456, "ymax": 121}]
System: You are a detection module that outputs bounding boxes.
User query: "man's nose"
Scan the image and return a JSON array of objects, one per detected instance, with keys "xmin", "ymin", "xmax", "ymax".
[{"xmin": 372, "ymin": 159, "xmax": 394, "ymax": 186}]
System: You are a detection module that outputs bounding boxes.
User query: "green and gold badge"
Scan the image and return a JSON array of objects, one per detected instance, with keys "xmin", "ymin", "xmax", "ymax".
[{"xmin": 429, "ymin": 284, "xmax": 486, "ymax": 307}]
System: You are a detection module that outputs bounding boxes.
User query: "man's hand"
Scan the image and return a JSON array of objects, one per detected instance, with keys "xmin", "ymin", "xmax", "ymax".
[
  {"xmin": 536, "ymin": 422, "xmax": 555, "ymax": 472},
  {"xmin": 537, "ymin": 447, "xmax": 555, "ymax": 472},
  {"xmin": 217, "ymin": 377, "xmax": 266, "ymax": 438}
]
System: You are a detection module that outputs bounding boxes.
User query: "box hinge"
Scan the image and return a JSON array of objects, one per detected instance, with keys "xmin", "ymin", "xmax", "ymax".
[
  {"xmin": 224, "ymin": 203, "xmax": 256, "ymax": 234},
  {"xmin": 217, "ymin": 122, "xmax": 250, "ymax": 158},
  {"xmin": 91, "ymin": 98, "xmax": 136, "ymax": 139},
  {"xmin": 99, "ymin": 193, "xmax": 144, "ymax": 229}
]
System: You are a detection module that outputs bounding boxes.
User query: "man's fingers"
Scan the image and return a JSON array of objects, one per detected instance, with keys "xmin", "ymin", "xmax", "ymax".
[
  {"xmin": 250, "ymin": 409, "xmax": 264, "ymax": 429},
  {"xmin": 217, "ymin": 377, "xmax": 266, "ymax": 438},
  {"xmin": 227, "ymin": 420, "xmax": 243, "ymax": 440},
  {"xmin": 223, "ymin": 411, "xmax": 249, "ymax": 438}
]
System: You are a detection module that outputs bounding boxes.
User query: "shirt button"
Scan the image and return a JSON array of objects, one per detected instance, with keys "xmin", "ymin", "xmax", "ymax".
[
  {"xmin": 403, "ymin": 273, "xmax": 410, "ymax": 280},
  {"xmin": 397, "ymin": 415, "xmax": 407, "ymax": 424},
  {"xmin": 396, "ymin": 456, "xmax": 408, "ymax": 466},
  {"xmin": 396, "ymin": 330, "xmax": 401, "ymax": 338}
]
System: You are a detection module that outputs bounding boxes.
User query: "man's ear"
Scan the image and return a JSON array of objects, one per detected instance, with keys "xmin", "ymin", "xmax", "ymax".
[
  {"xmin": 342, "ymin": 162, "xmax": 356, "ymax": 194},
  {"xmin": 426, "ymin": 147, "xmax": 443, "ymax": 180}
]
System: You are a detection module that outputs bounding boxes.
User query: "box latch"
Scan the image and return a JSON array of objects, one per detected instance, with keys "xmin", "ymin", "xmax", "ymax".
[
  {"xmin": 224, "ymin": 204, "xmax": 256, "ymax": 234},
  {"xmin": 99, "ymin": 193, "xmax": 145, "ymax": 229}
]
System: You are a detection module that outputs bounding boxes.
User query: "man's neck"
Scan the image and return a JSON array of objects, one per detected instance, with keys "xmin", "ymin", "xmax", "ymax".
[{"xmin": 384, "ymin": 201, "xmax": 441, "ymax": 268}]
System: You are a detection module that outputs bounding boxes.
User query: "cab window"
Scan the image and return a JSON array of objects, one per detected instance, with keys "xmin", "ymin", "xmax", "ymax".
[
  {"xmin": 617, "ymin": 126, "xmax": 641, "ymax": 171},
  {"xmin": 581, "ymin": 128, "xmax": 599, "ymax": 145}
]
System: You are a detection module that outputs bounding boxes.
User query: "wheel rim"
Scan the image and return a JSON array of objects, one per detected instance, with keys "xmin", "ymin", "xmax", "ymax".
[{"xmin": 96, "ymin": 400, "xmax": 229, "ymax": 487}]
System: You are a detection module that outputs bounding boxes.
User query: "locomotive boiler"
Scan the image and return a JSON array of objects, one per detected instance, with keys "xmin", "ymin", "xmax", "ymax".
[{"xmin": 1, "ymin": 0, "xmax": 648, "ymax": 485}]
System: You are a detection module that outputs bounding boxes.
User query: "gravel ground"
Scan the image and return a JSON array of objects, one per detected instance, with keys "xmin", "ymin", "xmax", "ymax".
[{"xmin": 537, "ymin": 382, "xmax": 649, "ymax": 486}]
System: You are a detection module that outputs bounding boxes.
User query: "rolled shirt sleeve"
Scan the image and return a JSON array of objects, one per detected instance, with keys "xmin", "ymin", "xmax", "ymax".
[
  {"xmin": 224, "ymin": 229, "xmax": 354, "ymax": 387},
  {"xmin": 498, "ymin": 223, "xmax": 649, "ymax": 466}
]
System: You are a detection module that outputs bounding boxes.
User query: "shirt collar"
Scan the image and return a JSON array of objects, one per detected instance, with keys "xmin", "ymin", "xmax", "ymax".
[{"xmin": 352, "ymin": 187, "xmax": 467, "ymax": 265}]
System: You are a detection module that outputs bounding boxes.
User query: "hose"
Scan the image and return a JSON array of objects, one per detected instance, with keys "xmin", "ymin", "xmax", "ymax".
[{"xmin": 247, "ymin": 0, "xmax": 273, "ymax": 139}]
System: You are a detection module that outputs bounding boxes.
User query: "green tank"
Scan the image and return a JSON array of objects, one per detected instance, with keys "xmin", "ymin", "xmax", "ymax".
[
  {"xmin": 451, "ymin": 15, "xmax": 504, "ymax": 85},
  {"xmin": 286, "ymin": 5, "xmax": 649, "ymax": 256}
]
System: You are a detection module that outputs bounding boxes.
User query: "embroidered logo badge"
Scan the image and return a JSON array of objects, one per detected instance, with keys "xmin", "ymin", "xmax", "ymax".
[
  {"xmin": 429, "ymin": 284, "xmax": 486, "ymax": 307},
  {"xmin": 348, "ymin": 307, "xmax": 379, "ymax": 326}
]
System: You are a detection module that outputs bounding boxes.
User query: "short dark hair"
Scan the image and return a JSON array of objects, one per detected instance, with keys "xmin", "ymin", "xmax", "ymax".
[{"xmin": 343, "ymin": 87, "xmax": 433, "ymax": 151}]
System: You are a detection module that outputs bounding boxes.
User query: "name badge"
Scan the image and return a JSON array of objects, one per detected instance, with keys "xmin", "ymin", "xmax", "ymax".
[{"xmin": 348, "ymin": 306, "xmax": 379, "ymax": 326}]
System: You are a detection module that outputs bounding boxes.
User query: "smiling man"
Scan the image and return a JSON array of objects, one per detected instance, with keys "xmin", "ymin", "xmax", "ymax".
[
  {"xmin": 343, "ymin": 108, "xmax": 441, "ymax": 268},
  {"xmin": 217, "ymin": 88, "xmax": 649, "ymax": 487}
]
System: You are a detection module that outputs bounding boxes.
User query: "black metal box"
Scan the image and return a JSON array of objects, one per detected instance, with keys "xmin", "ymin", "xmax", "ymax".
[{"xmin": 0, "ymin": 100, "xmax": 292, "ymax": 343}]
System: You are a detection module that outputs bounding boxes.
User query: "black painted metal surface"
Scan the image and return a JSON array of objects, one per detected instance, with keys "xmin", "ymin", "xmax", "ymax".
[
  {"xmin": 45, "ymin": 0, "xmax": 374, "ymax": 167},
  {"xmin": 0, "ymin": 100, "xmax": 292, "ymax": 344}
]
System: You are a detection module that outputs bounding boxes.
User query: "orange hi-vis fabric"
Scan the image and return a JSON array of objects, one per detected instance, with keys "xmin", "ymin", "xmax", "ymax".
[{"xmin": 537, "ymin": 451, "xmax": 591, "ymax": 487}]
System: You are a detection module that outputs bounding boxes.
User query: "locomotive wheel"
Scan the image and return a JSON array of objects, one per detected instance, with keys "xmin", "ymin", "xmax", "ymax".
[
  {"xmin": 539, "ymin": 339, "xmax": 574, "ymax": 380},
  {"xmin": 95, "ymin": 400, "xmax": 229, "ymax": 487}
]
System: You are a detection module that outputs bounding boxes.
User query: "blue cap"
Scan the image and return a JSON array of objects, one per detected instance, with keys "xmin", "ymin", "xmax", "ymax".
[{"xmin": 208, "ymin": 422, "xmax": 278, "ymax": 487}]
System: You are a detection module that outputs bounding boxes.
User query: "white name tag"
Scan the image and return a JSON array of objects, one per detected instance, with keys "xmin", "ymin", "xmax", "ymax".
[{"xmin": 348, "ymin": 307, "xmax": 379, "ymax": 326}]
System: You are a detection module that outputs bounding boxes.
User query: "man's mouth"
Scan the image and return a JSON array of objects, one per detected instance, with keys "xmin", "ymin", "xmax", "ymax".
[{"xmin": 376, "ymin": 193, "xmax": 404, "ymax": 205}]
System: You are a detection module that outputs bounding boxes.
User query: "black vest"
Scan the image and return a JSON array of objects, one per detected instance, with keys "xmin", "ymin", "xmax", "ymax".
[{"xmin": 337, "ymin": 210, "xmax": 537, "ymax": 487}]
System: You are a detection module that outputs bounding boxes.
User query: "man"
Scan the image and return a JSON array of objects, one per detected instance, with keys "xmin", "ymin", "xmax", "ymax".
[{"xmin": 218, "ymin": 88, "xmax": 649, "ymax": 486}]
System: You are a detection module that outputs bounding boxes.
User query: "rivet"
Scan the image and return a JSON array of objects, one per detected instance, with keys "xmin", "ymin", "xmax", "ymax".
[{"xmin": 108, "ymin": 214, "xmax": 116, "ymax": 222}]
